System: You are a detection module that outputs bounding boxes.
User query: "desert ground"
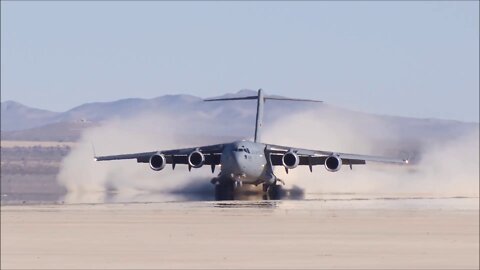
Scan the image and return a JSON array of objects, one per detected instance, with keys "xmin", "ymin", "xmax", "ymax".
[
  {"xmin": 1, "ymin": 140, "xmax": 479, "ymax": 269},
  {"xmin": 1, "ymin": 199, "xmax": 479, "ymax": 269},
  {"xmin": 1, "ymin": 141, "xmax": 69, "ymax": 204},
  {"xmin": 0, "ymin": 140, "xmax": 76, "ymax": 148}
]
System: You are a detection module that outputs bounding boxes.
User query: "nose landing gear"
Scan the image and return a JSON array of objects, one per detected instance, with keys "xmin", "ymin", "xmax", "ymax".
[{"xmin": 262, "ymin": 180, "xmax": 283, "ymax": 200}]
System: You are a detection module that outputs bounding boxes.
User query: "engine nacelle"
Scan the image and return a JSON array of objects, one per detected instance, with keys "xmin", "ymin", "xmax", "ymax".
[
  {"xmin": 149, "ymin": 153, "xmax": 166, "ymax": 171},
  {"xmin": 282, "ymin": 151, "xmax": 300, "ymax": 169},
  {"xmin": 188, "ymin": 150, "xmax": 205, "ymax": 168},
  {"xmin": 324, "ymin": 154, "xmax": 342, "ymax": 172}
]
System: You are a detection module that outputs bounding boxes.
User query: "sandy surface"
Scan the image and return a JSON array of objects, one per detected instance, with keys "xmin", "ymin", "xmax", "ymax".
[
  {"xmin": 1, "ymin": 199, "xmax": 479, "ymax": 269},
  {"xmin": 0, "ymin": 140, "xmax": 76, "ymax": 148}
]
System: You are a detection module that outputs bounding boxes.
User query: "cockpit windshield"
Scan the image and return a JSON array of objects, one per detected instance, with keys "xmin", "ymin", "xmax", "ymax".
[{"xmin": 234, "ymin": 147, "xmax": 251, "ymax": 153}]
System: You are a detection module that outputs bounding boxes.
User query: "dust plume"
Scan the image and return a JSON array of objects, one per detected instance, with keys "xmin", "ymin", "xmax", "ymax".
[
  {"xmin": 263, "ymin": 105, "xmax": 479, "ymax": 198},
  {"xmin": 57, "ymin": 110, "xmax": 243, "ymax": 203},
  {"xmin": 58, "ymin": 102, "xmax": 479, "ymax": 203}
]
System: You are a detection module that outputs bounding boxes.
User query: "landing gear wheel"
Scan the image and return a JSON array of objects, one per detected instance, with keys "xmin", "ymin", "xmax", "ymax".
[
  {"xmin": 215, "ymin": 181, "xmax": 235, "ymax": 201},
  {"xmin": 262, "ymin": 184, "xmax": 281, "ymax": 200}
]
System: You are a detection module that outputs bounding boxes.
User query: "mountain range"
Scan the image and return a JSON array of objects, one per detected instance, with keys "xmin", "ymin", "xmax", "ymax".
[{"xmin": 1, "ymin": 90, "xmax": 478, "ymax": 143}]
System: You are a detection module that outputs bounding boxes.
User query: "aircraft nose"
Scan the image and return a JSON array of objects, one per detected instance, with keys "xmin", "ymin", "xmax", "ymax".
[{"xmin": 232, "ymin": 152, "xmax": 246, "ymax": 171}]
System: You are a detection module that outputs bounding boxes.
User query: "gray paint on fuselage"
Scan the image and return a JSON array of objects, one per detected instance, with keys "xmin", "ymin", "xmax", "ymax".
[{"xmin": 219, "ymin": 140, "xmax": 275, "ymax": 185}]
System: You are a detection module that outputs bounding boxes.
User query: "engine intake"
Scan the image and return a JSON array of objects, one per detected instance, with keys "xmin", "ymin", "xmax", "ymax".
[
  {"xmin": 149, "ymin": 153, "xmax": 166, "ymax": 171},
  {"xmin": 282, "ymin": 151, "xmax": 300, "ymax": 169},
  {"xmin": 188, "ymin": 150, "xmax": 205, "ymax": 168},
  {"xmin": 324, "ymin": 154, "xmax": 342, "ymax": 172}
]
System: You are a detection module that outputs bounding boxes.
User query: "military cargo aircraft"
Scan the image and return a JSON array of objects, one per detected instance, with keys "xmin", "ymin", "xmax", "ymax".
[{"xmin": 96, "ymin": 89, "xmax": 408, "ymax": 196}]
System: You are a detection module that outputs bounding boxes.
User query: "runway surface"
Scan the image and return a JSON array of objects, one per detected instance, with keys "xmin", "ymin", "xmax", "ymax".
[{"xmin": 1, "ymin": 196, "xmax": 479, "ymax": 269}]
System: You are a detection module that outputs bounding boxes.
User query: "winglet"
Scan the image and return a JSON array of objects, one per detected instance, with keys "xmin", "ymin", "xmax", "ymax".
[
  {"xmin": 399, "ymin": 150, "xmax": 412, "ymax": 165},
  {"xmin": 91, "ymin": 142, "xmax": 98, "ymax": 161}
]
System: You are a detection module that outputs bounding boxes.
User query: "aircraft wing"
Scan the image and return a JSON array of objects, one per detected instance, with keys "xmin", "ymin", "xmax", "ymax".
[
  {"xmin": 265, "ymin": 144, "xmax": 408, "ymax": 169},
  {"xmin": 95, "ymin": 143, "xmax": 225, "ymax": 165}
]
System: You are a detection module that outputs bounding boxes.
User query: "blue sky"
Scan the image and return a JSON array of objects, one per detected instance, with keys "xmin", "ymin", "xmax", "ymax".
[{"xmin": 1, "ymin": 1, "xmax": 478, "ymax": 122}]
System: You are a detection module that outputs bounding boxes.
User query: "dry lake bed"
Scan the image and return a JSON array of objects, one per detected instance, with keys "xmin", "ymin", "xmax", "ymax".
[{"xmin": 1, "ymin": 197, "xmax": 478, "ymax": 269}]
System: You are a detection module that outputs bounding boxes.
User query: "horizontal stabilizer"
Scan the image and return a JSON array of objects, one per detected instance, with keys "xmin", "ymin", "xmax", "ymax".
[
  {"xmin": 204, "ymin": 89, "xmax": 323, "ymax": 143},
  {"xmin": 204, "ymin": 95, "xmax": 322, "ymax": 103},
  {"xmin": 265, "ymin": 97, "xmax": 322, "ymax": 103},
  {"xmin": 204, "ymin": 96, "xmax": 258, "ymax": 102}
]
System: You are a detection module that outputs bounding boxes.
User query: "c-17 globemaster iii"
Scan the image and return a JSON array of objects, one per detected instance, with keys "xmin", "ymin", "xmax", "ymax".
[{"xmin": 95, "ymin": 89, "xmax": 408, "ymax": 197}]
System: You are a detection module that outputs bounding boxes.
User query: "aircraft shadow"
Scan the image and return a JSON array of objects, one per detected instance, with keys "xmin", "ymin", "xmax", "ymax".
[
  {"xmin": 72, "ymin": 178, "xmax": 307, "ymax": 204},
  {"xmin": 169, "ymin": 179, "xmax": 305, "ymax": 201}
]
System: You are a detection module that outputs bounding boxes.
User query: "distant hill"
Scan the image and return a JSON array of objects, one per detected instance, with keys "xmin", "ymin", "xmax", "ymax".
[
  {"xmin": 52, "ymin": 94, "xmax": 202, "ymax": 123},
  {"xmin": 1, "ymin": 95, "xmax": 202, "ymax": 131},
  {"xmin": 1, "ymin": 101, "xmax": 60, "ymax": 131},
  {"xmin": 1, "ymin": 121, "xmax": 99, "ymax": 142},
  {"xmin": 1, "ymin": 90, "xmax": 478, "ymax": 144}
]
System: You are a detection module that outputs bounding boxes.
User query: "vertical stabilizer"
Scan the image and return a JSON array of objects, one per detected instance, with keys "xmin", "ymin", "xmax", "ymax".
[{"xmin": 254, "ymin": 89, "xmax": 264, "ymax": 143}]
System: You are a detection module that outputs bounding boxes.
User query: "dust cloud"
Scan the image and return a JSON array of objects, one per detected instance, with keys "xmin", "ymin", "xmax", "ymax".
[
  {"xmin": 57, "ymin": 110, "xmax": 241, "ymax": 203},
  {"xmin": 263, "ymin": 106, "xmax": 479, "ymax": 198},
  {"xmin": 58, "ymin": 104, "xmax": 479, "ymax": 203}
]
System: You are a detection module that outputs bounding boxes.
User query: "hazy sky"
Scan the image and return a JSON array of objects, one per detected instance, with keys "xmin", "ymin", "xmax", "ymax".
[{"xmin": 1, "ymin": 1, "xmax": 478, "ymax": 122}]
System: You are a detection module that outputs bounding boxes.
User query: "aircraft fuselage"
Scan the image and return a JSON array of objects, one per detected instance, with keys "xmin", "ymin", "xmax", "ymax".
[{"xmin": 217, "ymin": 140, "xmax": 276, "ymax": 186}]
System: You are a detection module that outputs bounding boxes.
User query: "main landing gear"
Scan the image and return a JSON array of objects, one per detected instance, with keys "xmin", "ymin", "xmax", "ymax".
[
  {"xmin": 262, "ymin": 183, "xmax": 282, "ymax": 200},
  {"xmin": 214, "ymin": 181, "xmax": 235, "ymax": 201},
  {"xmin": 213, "ymin": 179, "xmax": 284, "ymax": 201}
]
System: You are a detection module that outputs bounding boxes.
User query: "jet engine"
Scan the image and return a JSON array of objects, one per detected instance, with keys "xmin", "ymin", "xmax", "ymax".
[
  {"xmin": 324, "ymin": 154, "xmax": 342, "ymax": 172},
  {"xmin": 149, "ymin": 153, "xmax": 166, "ymax": 171},
  {"xmin": 188, "ymin": 150, "xmax": 205, "ymax": 168},
  {"xmin": 282, "ymin": 151, "xmax": 300, "ymax": 169}
]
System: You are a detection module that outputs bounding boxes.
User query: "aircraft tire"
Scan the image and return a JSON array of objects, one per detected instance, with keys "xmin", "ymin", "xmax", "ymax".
[
  {"xmin": 214, "ymin": 181, "xmax": 235, "ymax": 200},
  {"xmin": 263, "ymin": 184, "xmax": 281, "ymax": 200}
]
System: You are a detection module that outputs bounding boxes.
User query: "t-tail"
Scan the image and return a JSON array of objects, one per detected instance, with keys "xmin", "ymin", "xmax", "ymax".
[{"xmin": 204, "ymin": 89, "xmax": 322, "ymax": 143}]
